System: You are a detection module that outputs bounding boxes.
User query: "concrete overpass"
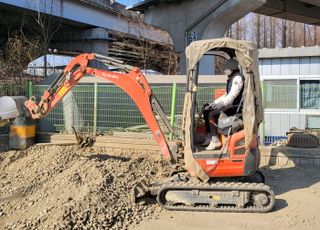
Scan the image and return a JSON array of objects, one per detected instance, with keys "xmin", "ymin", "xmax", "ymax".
[
  {"xmin": 0, "ymin": 0, "xmax": 172, "ymax": 55},
  {"xmin": 256, "ymin": 0, "xmax": 320, "ymax": 25},
  {"xmin": 129, "ymin": 0, "xmax": 320, "ymax": 73}
]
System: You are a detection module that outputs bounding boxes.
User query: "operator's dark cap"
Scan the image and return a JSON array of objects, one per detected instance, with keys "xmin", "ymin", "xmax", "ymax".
[{"xmin": 222, "ymin": 59, "xmax": 239, "ymax": 71}]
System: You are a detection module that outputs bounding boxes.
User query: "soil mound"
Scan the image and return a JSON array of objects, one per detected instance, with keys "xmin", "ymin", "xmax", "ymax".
[{"xmin": 0, "ymin": 145, "xmax": 170, "ymax": 229}]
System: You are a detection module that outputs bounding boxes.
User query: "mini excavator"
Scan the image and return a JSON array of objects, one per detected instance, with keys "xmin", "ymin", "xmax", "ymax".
[{"xmin": 0, "ymin": 38, "xmax": 275, "ymax": 213}]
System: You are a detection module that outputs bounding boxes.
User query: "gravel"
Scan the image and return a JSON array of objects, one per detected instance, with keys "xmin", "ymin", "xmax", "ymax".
[{"xmin": 0, "ymin": 145, "xmax": 171, "ymax": 230}]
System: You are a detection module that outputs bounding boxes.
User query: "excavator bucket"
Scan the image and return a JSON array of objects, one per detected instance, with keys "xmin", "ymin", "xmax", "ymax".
[
  {"xmin": 132, "ymin": 180, "xmax": 160, "ymax": 203},
  {"xmin": 0, "ymin": 96, "xmax": 28, "ymax": 122},
  {"xmin": 71, "ymin": 126, "xmax": 95, "ymax": 148}
]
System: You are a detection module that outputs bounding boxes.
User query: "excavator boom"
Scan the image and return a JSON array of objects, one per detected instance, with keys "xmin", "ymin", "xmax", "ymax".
[{"xmin": 7, "ymin": 53, "xmax": 176, "ymax": 163}]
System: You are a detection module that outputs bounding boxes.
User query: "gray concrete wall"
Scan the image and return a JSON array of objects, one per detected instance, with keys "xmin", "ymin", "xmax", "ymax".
[
  {"xmin": 0, "ymin": 0, "xmax": 172, "ymax": 44},
  {"xmin": 259, "ymin": 46, "xmax": 320, "ymax": 59},
  {"xmin": 299, "ymin": 0, "xmax": 320, "ymax": 7},
  {"xmin": 53, "ymin": 40, "xmax": 109, "ymax": 56},
  {"xmin": 255, "ymin": 0, "xmax": 320, "ymax": 26}
]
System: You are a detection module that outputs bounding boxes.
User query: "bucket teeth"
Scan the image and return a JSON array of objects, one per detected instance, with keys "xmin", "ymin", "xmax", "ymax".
[
  {"xmin": 71, "ymin": 126, "xmax": 95, "ymax": 147},
  {"xmin": 132, "ymin": 179, "xmax": 152, "ymax": 203}
]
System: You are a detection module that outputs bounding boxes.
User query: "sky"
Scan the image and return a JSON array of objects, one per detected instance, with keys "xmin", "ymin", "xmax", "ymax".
[{"xmin": 116, "ymin": 0, "xmax": 140, "ymax": 6}]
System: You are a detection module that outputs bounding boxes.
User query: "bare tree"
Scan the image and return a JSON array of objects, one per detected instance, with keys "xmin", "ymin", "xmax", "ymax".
[
  {"xmin": 255, "ymin": 14, "xmax": 261, "ymax": 48},
  {"xmin": 270, "ymin": 17, "xmax": 276, "ymax": 48},
  {"xmin": 236, "ymin": 20, "xmax": 240, "ymax": 40},
  {"xmin": 227, "ymin": 13, "xmax": 320, "ymax": 49},
  {"xmin": 0, "ymin": 34, "xmax": 41, "ymax": 84},
  {"xmin": 262, "ymin": 16, "xmax": 267, "ymax": 47},
  {"xmin": 314, "ymin": 25, "xmax": 318, "ymax": 45},
  {"xmin": 112, "ymin": 14, "xmax": 178, "ymax": 74},
  {"xmin": 29, "ymin": 0, "xmax": 61, "ymax": 78},
  {"xmin": 281, "ymin": 19, "xmax": 287, "ymax": 48}
]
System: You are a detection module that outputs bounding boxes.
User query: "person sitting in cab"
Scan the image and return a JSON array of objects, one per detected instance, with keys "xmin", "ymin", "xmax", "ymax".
[{"xmin": 202, "ymin": 59, "xmax": 244, "ymax": 150}]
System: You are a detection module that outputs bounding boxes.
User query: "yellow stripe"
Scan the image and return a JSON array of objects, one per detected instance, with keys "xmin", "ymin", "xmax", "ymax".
[
  {"xmin": 57, "ymin": 85, "xmax": 68, "ymax": 97},
  {"xmin": 10, "ymin": 125, "xmax": 36, "ymax": 138},
  {"xmin": 0, "ymin": 120, "xmax": 8, "ymax": 127}
]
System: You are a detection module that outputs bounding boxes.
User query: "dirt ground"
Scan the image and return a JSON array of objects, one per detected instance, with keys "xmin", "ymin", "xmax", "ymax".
[
  {"xmin": 0, "ymin": 145, "xmax": 320, "ymax": 230},
  {"xmin": 133, "ymin": 165, "xmax": 320, "ymax": 230}
]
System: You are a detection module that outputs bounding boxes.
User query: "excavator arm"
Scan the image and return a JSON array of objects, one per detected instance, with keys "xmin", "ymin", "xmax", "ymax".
[{"xmin": 24, "ymin": 53, "xmax": 176, "ymax": 163}]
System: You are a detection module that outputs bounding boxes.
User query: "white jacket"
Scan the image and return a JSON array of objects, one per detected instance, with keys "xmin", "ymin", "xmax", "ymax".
[{"xmin": 214, "ymin": 75, "xmax": 244, "ymax": 108}]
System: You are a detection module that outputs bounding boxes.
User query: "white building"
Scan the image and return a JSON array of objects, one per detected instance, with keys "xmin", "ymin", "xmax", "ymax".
[{"xmin": 259, "ymin": 46, "xmax": 320, "ymax": 143}]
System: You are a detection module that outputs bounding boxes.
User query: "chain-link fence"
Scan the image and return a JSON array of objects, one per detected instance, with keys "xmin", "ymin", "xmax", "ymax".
[
  {"xmin": 34, "ymin": 83, "xmax": 224, "ymax": 137},
  {"xmin": 0, "ymin": 83, "xmax": 29, "ymax": 134},
  {"xmin": 0, "ymin": 83, "xmax": 29, "ymax": 97},
  {"xmin": 1, "ymin": 80, "xmax": 319, "ymax": 145},
  {"xmin": 0, "ymin": 82, "xmax": 224, "ymax": 136}
]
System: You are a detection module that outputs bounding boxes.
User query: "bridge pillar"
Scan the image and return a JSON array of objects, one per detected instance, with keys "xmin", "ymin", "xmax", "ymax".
[{"xmin": 142, "ymin": 0, "xmax": 265, "ymax": 73}]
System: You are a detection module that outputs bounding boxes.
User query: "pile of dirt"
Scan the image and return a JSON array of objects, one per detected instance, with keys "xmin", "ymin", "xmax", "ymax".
[{"xmin": 0, "ymin": 145, "xmax": 172, "ymax": 229}]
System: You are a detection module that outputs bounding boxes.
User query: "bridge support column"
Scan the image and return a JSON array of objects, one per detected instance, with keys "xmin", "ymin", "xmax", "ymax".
[{"xmin": 143, "ymin": 0, "xmax": 265, "ymax": 73}]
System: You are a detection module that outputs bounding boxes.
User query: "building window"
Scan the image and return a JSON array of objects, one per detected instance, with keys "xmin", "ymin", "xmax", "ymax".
[
  {"xmin": 300, "ymin": 80, "xmax": 320, "ymax": 109},
  {"xmin": 307, "ymin": 115, "xmax": 320, "ymax": 129},
  {"xmin": 264, "ymin": 80, "xmax": 297, "ymax": 109}
]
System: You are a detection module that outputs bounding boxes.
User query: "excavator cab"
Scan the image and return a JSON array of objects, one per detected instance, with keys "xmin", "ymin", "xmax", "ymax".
[
  {"xmin": 149, "ymin": 38, "xmax": 275, "ymax": 213},
  {"xmin": 139, "ymin": 39, "xmax": 274, "ymax": 213},
  {"xmin": 182, "ymin": 38, "xmax": 264, "ymax": 181}
]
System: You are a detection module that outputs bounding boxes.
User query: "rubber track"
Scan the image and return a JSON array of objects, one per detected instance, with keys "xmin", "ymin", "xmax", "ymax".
[{"xmin": 157, "ymin": 181, "xmax": 275, "ymax": 213}]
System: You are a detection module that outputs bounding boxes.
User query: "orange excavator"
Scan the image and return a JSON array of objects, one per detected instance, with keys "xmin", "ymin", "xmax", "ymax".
[{"xmin": 0, "ymin": 38, "xmax": 275, "ymax": 213}]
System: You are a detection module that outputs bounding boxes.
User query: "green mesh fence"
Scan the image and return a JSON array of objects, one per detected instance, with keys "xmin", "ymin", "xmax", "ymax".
[
  {"xmin": 31, "ymin": 83, "xmax": 224, "ymax": 134},
  {"xmin": 3, "ymin": 80, "xmax": 318, "ymax": 137},
  {"xmin": 0, "ymin": 82, "xmax": 228, "ymax": 135},
  {"xmin": 0, "ymin": 83, "xmax": 28, "ymax": 97},
  {"xmin": 0, "ymin": 83, "xmax": 28, "ymax": 134}
]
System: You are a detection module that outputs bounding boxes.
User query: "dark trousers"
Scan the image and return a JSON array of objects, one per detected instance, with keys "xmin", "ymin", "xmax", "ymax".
[{"xmin": 204, "ymin": 106, "xmax": 242, "ymax": 135}]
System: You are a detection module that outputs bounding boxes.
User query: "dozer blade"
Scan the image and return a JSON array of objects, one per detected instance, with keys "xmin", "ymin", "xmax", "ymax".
[{"xmin": 0, "ymin": 96, "xmax": 28, "ymax": 122}]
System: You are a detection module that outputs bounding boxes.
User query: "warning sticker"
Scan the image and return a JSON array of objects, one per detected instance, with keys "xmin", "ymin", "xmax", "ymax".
[{"xmin": 206, "ymin": 160, "xmax": 218, "ymax": 165}]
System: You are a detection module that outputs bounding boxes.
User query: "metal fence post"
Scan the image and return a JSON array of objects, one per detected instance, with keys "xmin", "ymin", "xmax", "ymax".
[
  {"xmin": 260, "ymin": 81, "xmax": 265, "ymax": 146},
  {"xmin": 170, "ymin": 82, "xmax": 177, "ymax": 140},
  {"xmin": 28, "ymin": 81, "xmax": 33, "ymax": 98},
  {"xmin": 93, "ymin": 83, "xmax": 98, "ymax": 135}
]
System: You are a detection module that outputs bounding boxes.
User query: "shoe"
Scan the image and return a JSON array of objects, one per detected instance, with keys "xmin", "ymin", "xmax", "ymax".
[
  {"xmin": 201, "ymin": 138, "xmax": 211, "ymax": 146},
  {"xmin": 205, "ymin": 140, "xmax": 222, "ymax": 150}
]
